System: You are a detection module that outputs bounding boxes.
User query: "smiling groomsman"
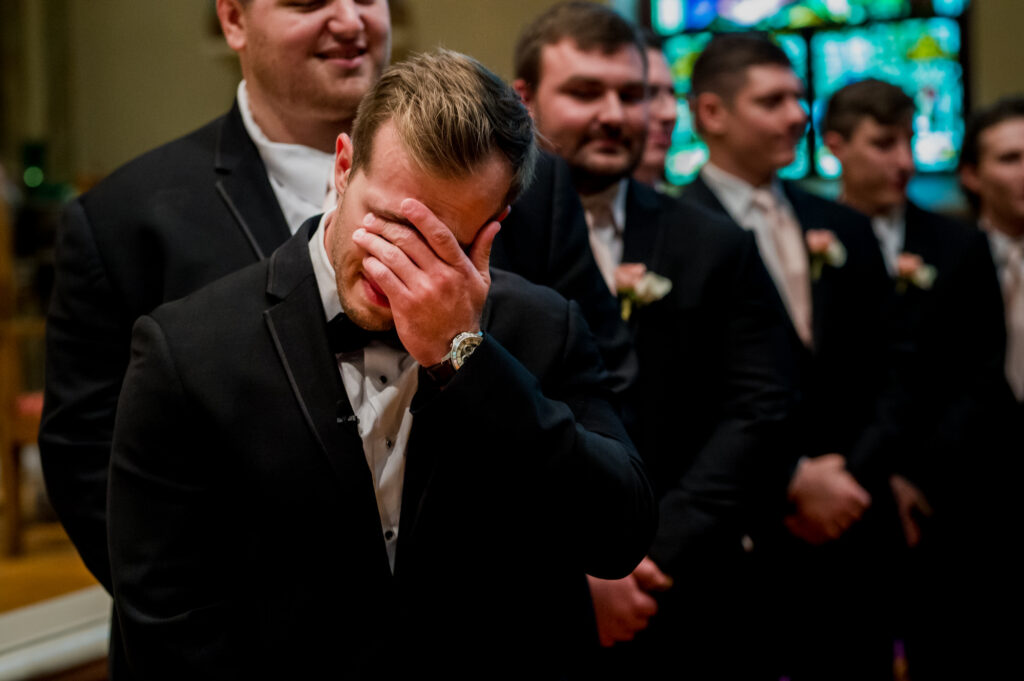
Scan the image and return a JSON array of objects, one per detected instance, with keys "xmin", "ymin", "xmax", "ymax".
[{"xmin": 514, "ymin": 5, "xmax": 795, "ymax": 678}]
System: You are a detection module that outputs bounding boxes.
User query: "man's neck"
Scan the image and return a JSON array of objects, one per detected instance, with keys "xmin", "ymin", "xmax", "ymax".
[
  {"xmin": 705, "ymin": 150, "xmax": 775, "ymax": 188},
  {"xmin": 572, "ymin": 170, "xmax": 628, "ymax": 199},
  {"xmin": 632, "ymin": 164, "xmax": 664, "ymax": 187},
  {"xmin": 982, "ymin": 210, "xmax": 1024, "ymax": 240},
  {"xmin": 840, "ymin": 189, "xmax": 903, "ymax": 218},
  {"xmin": 246, "ymin": 91, "xmax": 350, "ymax": 153}
]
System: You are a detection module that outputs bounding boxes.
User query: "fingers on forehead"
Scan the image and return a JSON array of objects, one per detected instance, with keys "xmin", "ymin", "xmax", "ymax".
[{"xmin": 399, "ymin": 198, "xmax": 464, "ymax": 256}]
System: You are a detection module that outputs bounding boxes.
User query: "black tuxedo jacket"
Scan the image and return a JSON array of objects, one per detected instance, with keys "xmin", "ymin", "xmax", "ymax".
[
  {"xmin": 618, "ymin": 180, "xmax": 795, "ymax": 572},
  {"xmin": 107, "ymin": 223, "xmax": 655, "ymax": 679},
  {"xmin": 40, "ymin": 109, "xmax": 630, "ymax": 592},
  {"xmin": 41, "ymin": 103, "xmax": 291, "ymax": 590},
  {"xmin": 681, "ymin": 176, "xmax": 905, "ymax": 496},
  {"xmin": 895, "ymin": 203, "xmax": 1007, "ymax": 505},
  {"xmin": 494, "ymin": 152, "xmax": 636, "ymax": 394}
]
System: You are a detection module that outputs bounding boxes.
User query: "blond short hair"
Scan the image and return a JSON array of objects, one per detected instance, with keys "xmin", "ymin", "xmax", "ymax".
[{"xmin": 351, "ymin": 49, "xmax": 537, "ymax": 204}]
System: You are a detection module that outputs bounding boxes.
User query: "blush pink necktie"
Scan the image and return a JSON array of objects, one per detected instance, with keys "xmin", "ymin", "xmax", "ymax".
[
  {"xmin": 753, "ymin": 189, "xmax": 813, "ymax": 348},
  {"xmin": 1003, "ymin": 240, "xmax": 1024, "ymax": 401}
]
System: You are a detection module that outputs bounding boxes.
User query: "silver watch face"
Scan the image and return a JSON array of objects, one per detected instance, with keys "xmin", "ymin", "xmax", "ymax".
[{"xmin": 450, "ymin": 332, "xmax": 483, "ymax": 370}]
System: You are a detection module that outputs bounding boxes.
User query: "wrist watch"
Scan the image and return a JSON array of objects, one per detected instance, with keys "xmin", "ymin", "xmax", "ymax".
[{"xmin": 425, "ymin": 331, "xmax": 484, "ymax": 384}]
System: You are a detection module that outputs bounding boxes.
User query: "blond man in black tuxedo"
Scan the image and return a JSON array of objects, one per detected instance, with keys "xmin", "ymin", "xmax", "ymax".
[{"xmin": 107, "ymin": 50, "xmax": 655, "ymax": 680}]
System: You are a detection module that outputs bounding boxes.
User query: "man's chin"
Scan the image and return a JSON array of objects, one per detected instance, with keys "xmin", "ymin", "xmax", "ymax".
[
  {"xmin": 339, "ymin": 291, "xmax": 395, "ymax": 332},
  {"xmin": 348, "ymin": 309, "xmax": 395, "ymax": 332},
  {"xmin": 571, "ymin": 154, "xmax": 639, "ymax": 190},
  {"xmin": 770, "ymin": 151, "xmax": 797, "ymax": 173}
]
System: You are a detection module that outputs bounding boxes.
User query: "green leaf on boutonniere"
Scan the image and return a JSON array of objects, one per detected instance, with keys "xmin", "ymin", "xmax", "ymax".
[
  {"xmin": 618, "ymin": 271, "xmax": 672, "ymax": 321},
  {"xmin": 806, "ymin": 229, "xmax": 847, "ymax": 282},
  {"xmin": 895, "ymin": 253, "xmax": 937, "ymax": 294}
]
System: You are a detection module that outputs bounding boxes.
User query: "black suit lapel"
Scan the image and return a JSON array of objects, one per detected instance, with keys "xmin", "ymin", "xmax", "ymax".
[
  {"xmin": 623, "ymin": 180, "xmax": 664, "ymax": 266},
  {"xmin": 214, "ymin": 103, "xmax": 292, "ymax": 260},
  {"xmin": 263, "ymin": 225, "xmax": 377, "ymax": 499},
  {"xmin": 682, "ymin": 175, "xmax": 728, "ymax": 214},
  {"xmin": 902, "ymin": 202, "xmax": 931, "ymax": 261}
]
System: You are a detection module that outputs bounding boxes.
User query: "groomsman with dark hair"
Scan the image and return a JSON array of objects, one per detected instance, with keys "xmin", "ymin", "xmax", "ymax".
[
  {"xmin": 951, "ymin": 95, "xmax": 1024, "ymax": 679},
  {"xmin": 823, "ymin": 78, "xmax": 1008, "ymax": 680},
  {"xmin": 681, "ymin": 34, "xmax": 911, "ymax": 680},
  {"xmin": 514, "ymin": 5, "xmax": 795, "ymax": 677}
]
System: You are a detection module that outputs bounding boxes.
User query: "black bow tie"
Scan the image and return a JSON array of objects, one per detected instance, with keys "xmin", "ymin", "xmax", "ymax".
[{"xmin": 326, "ymin": 313, "xmax": 403, "ymax": 354}]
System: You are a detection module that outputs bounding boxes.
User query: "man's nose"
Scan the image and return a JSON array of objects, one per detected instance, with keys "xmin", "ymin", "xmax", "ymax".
[
  {"xmin": 327, "ymin": 0, "xmax": 364, "ymax": 38},
  {"xmin": 895, "ymin": 141, "xmax": 915, "ymax": 173},
  {"xmin": 787, "ymin": 97, "xmax": 808, "ymax": 127},
  {"xmin": 597, "ymin": 91, "xmax": 625, "ymax": 126}
]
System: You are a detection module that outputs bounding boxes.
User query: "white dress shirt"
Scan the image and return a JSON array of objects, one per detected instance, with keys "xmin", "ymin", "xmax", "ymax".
[
  {"xmin": 238, "ymin": 81, "xmax": 336, "ymax": 235},
  {"xmin": 309, "ymin": 213, "xmax": 418, "ymax": 571},
  {"xmin": 580, "ymin": 179, "xmax": 628, "ymax": 294},
  {"xmin": 982, "ymin": 220, "xmax": 1024, "ymax": 402},
  {"xmin": 871, "ymin": 206, "xmax": 906, "ymax": 277},
  {"xmin": 700, "ymin": 162, "xmax": 812, "ymax": 341}
]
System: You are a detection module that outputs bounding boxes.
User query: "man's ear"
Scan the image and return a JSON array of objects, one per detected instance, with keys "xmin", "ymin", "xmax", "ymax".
[
  {"xmin": 216, "ymin": 0, "xmax": 247, "ymax": 52},
  {"xmin": 823, "ymin": 130, "xmax": 847, "ymax": 160},
  {"xmin": 496, "ymin": 205, "xmax": 512, "ymax": 223},
  {"xmin": 693, "ymin": 92, "xmax": 727, "ymax": 136},
  {"xmin": 334, "ymin": 133, "xmax": 354, "ymax": 197},
  {"xmin": 959, "ymin": 163, "xmax": 981, "ymax": 195},
  {"xmin": 513, "ymin": 79, "xmax": 537, "ymax": 117}
]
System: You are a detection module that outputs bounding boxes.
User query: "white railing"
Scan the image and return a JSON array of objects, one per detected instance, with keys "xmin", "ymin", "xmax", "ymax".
[{"xmin": 0, "ymin": 587, "xmax": 110, "ymax": 680}]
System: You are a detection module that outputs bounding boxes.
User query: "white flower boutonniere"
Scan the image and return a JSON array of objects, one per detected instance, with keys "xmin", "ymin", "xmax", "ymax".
[
  {"xmin": 615, "ymin": 263, "xmax": 672, "ymax": 321},
  {"xmin": 895, "ymin": 252, "xmax": 937, "ymax": 293},
  {"xmin": 806, "ymin": 229, "xmax": 847, "ymax": 281}
]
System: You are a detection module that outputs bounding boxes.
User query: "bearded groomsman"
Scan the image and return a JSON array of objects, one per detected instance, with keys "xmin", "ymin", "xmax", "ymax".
[{"xmin": 514, "ymin": 5, "xmax": 795, "ymax": 677}]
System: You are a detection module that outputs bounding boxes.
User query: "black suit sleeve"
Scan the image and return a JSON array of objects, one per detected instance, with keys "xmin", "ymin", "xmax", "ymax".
[
  {"xmin": 39, "ymin": 199, "xmax": 132, "ymax": 592},
  {"xmin": 902, "ymin": 229, "xmax": 1007, "ymax": 491},
  {"xmin": 842, "ymin": 222, "xmax": 913, "ymax": 488},
  {"xmin": 414, "ymin": 299, "xmax": 655, "ymax": 579},
  {"xmin": 108, "ymin": 315, "xmax": 239, "ymax": 680}
]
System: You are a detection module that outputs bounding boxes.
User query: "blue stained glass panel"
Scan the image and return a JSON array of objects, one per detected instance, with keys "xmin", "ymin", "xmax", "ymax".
[
  {"xmin": 811, "ymin": 18, "xmax": 963, "ymax": 176},
  {"xmin": 661, "ymin": 32, "xmax": 810, "ymax": 183},
  {"xmin": 651, "ymin": 0, "xmax": 926, "ymax": 35}
]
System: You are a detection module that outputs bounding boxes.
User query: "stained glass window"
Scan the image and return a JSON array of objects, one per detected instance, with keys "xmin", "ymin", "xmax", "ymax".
[
  {"xmin": 648, "ymin": 0, "xmax": 969, "ymax": 182},
  {"xmin": 811, "ymin": 18, "xmax": 963, "ymax": 176}
]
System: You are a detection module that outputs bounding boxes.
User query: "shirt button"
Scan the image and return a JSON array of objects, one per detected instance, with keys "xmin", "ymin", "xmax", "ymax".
[
  {"xmin": 379, "ymin": 375, "xmax": 388, "ymax": 384},
  {"xmin": 385, "ymin": 530, "xmax": 395, "ymax": 541},
  {"xmin": 385, "ymin": 438, "xmax": 393, "ymax": 449}
]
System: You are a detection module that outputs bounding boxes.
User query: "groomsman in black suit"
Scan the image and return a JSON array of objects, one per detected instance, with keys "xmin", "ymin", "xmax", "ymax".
[
  {"xmin": 41, "ymin": 0, "xmax": 627, "ymax": 604},
  {"xmin": 956, "ymin": 96, "xmax": 1024, "ymax": 678},
  {"xmin": 823, "ymin": 79, "xmax": 1008, "ymax": 680},
  {"xmin": 42, "ymin": 0, "xmax": 395, "ymax": 597},
  {"xmin": 513, "ymin": 5, "xmax": 795, "ymax": 677},
  {"xmin": 960, "ymin": 96, "xmax": 1024, "ymax": 419},
  {"xmin": 106, "ymin": 49, "xmax": 655, "ymax": 679},
  {"xmin": 680, "ymin": 34, "xmax": 910, "ymax": 680}
]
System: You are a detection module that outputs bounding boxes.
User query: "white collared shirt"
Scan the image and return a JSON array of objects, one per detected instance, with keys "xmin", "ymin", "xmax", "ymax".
[
  {"xmin": 309, "ymin": 213, "xmax": 418, "ymax": 572},
  {"xmin": 238, "ymin": 81, "xmax": 335, "ymax": 234},
  {"xmin": 580, "ymin": 179, "xmax": 629, "ymax": 294},
  {"xmin": 871, "ymin": 205, "xmax": 906, "ymax": 277},
  {"xmin": 982, "ymin": 219, "xmax": 1024, "ymax": 401},
  {"xmin": 982, "ymin": 218, "xmax": 1024, "ymax": 285},
  {"xmin": 700, "ymin": 162, "xmax": 800, "ymax": 307}
]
